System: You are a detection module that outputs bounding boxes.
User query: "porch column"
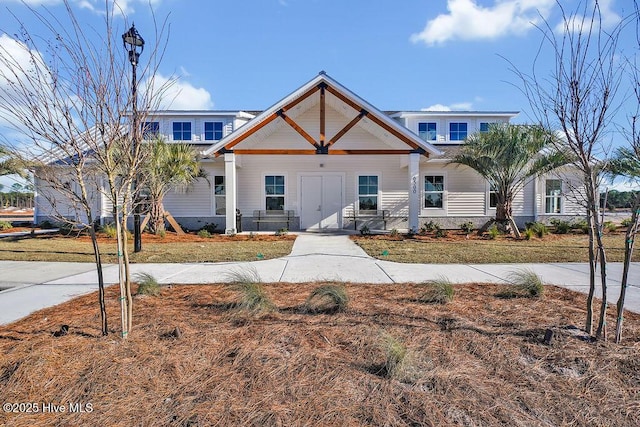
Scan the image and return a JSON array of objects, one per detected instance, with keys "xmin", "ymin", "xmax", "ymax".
[
  {"xmin": 224, "ymin": 152, "xmax": 237, "ymax": 234},
  {"xmin": 408, "ymin": 152, "xmax": 420, "ymax": 233}
]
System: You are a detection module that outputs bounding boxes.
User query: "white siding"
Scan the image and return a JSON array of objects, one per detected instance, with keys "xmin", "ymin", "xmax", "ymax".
[
  {"xmin": 443, "ymin": 165, "xmax": 486, "ymax": 216},
  {"xmin": 235, "ymin": 154, "xmax": 410, "ymax": 217},
  {"xmin": 162, "ymin": 164, "xmax": 223, "ymax": 217}
]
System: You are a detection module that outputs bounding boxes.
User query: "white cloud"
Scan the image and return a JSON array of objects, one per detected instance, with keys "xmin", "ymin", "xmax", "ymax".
[
  {"xmin": 0, "ymin": 34, "xmax": 52, "ymax": 127},
  {"xmin": 554, "ymin": 0, "xmax": 621, "ymax": 34},
  {"xmin": 144, "ymin": 73, "xmax": 214, "ymax": 110},
  {"xmin": 410, "ymin": 0, "xmax": 556, "ymax": 45},
  {"xmin": 421, "ymin": 102, "xmax": 473, "ymax": 111}
]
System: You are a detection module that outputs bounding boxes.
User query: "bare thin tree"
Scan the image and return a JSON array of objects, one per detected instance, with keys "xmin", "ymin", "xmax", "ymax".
[
  {"xmin": 0, "ymin": 1, "xmax": 170, "ymax": 337},
  {"xmin": 511, "ymin": 0, "xmax": 624, "ymax": 338}
]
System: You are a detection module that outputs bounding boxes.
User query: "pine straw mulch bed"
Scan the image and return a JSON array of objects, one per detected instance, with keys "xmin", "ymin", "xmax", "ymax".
[{"xmin": 1, "ymin": 282, "xmax": 639, "ymax": 426}]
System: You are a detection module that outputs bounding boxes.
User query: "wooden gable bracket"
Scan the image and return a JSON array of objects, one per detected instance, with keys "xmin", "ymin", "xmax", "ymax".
[
  {"xmin": 277, "ymin": 109, "xmax": 320, "ymax": 150},
  {"xmin": 326, "ymin": 109, "xmax": 368, "ymax": 149},
  {"xmin": 324, "ymin": 84, "xmax": 428, "ymax": 157},
  {"xmin": 319, "ymin": 82, "xmax": 326, "ymax": 148}
]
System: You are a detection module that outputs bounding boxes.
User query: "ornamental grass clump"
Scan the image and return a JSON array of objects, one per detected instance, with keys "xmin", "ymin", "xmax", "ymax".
[
  {"xmin": 417, "ymin": 276, "xmax": 454, "ymax": 304},
  {"xmin": 135, "ymin": 272, "xmax": 161, "ymax": 296},
  {"xmin": 226, "ymin": 268, "xmax": 274, "ymax": 313},
  {"xmin": 498, "ymin": 269, "xmax": 544, "ymax": 299},
  {"xmin": 304, "ymin": 284, "xmax": 349, "ymax": 313},
  {"xmin": 379, "ymin": 332, "xmax": 412, "ymax": 380}
]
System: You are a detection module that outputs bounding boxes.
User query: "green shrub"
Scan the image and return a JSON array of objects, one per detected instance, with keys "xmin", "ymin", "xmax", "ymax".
[
  {"xmin": 389, "ymin": 228, "xmax": 399, "ymax": 237},
  {"xmin": 304, "ymin": 284, "xmax": 349, "ymax": 313},
  {"xmin": 434, "ymin": 227, "xmax": 448, "ymax": 238},
  {"xmin": 226, "ymin": 268, "xmax": 274, "ymax": 313},
  {"xmin": 200, "ymin": 223, "xmax": 218, "ymax": 234},
  {"xmin": 420, "ymin": 220, "xmax": 439, "ymax": 234},
  {"xmin": 550, "ymin": 218, "xmax": 571, "ymax": 234},
  {"xmin": 621, "ymin": 218, "xmax": 633, "ymax": 227},
  {"xmin": 571, "ymin": 219, "xmax": 590, "ymax": 234},
  {"xmin": 156, "ymin": 229, "xmax": 166, "ymax": 239},
  {"xmin": 524, "ymin": 228, "xmax": 535, "ymax": 240},
  {"xmin": 197, "ymin": 229, "xmax": 211, "ymax": 238},
  {"xmin": 101, "ymin": 223, "xmax": 117, "ymax": 238},
  {"xmin": 39, "ymin": 220, "xmax": 54, "ymax": 229},
  {"xmin": 360, "ymin": 225, "xmax": 371, "ymax": 236},
  {"xmin": 459, "ymin": 221, "xmax": 474, "ymax": 234},
  {"xmin": 275, "ymin": 228, "xmax": 288, "ymax": 236},
  {"xmin": 57, "ymin": 222, "xmax": 82, "ymax": 236},
  {"xmin": 418, "ymin": 276, "xmax": 454, "ymax": 304},
  {"xmin": 498, "ymin": 269, "xmax": 544, "ymax": 299},
  {"xmin": 603, "ymin": 221, "xmax": 617, "ymax": 233},
  {"xmin": 487, "ymin": 224, "xmax": 500, "ymax": 239},
  {"xmin": 526, "ymin": 221, "xmax": 547, "ymax": 238},
  {"xmin": 135, "ymin": 272, "xmax": 161, "ymax": 296},
  {"xmin": 0, "ymin": 220, "xmax": 12, "ymax": 231}
]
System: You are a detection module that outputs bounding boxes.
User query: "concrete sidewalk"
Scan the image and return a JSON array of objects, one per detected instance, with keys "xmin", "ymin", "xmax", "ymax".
[{"xmin": 1, "ymin": 233, "xmax": 639, "ymax": 325}]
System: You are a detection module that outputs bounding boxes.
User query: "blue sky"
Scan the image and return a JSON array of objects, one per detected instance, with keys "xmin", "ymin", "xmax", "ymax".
[{"xmin": 0, "ymin": 0, "xmax": 638, "ymax": 189}]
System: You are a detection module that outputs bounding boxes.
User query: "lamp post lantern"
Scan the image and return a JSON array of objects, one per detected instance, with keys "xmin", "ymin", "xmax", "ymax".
[{"xmin": 122, "ymin": 23, "xmax": 144, "ymax": 253}]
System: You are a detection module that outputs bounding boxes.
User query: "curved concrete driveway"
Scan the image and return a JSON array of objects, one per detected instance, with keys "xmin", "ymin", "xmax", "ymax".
[{"xmin": 1, "ymin": 233, "xmax": 639, "ymax": 324}]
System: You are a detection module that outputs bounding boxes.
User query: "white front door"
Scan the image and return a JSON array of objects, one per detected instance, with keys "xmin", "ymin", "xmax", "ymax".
[{"xmin": 300, "ymin": 175, "xmax": 343, "ymax": 230}]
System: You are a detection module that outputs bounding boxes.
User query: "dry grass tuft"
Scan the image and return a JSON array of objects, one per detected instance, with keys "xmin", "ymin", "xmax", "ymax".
[
  {"xmin": 134, "ymin": 272, "xmax": 161, "ymax": 296},
  {"xmin": 1, "ymin": 282, "xmax": 639, "ymax": 426},
  {"xmin": 225, "ymin": 267, "xmax": 275, "ymax": 313},
  {"xmin": 418, "ymin": 276, "xmax": 455, "ymax": 304},
  {"xmin": 304, "ymin": 284, "xmax": 349, "ymax": 313}
]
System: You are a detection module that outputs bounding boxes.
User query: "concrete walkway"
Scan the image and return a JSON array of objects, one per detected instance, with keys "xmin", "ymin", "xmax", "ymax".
[{"xmin": 1, "ymin": 233, "xmax": 639, "ymax": 325}]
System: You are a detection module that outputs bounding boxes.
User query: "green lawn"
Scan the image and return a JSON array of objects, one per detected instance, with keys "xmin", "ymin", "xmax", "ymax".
[
  {"xmin": 0, "ymin": 235, "xmax": 295, "ymax": 263},
  {"xmin": 353, "ymin": 233, "xmax": 639, "ymax": 263}
]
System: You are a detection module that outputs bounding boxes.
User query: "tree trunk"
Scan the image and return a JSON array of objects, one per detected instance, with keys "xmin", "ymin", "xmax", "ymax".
[
  {"xmin": 595, "ymin": 217, "xmax": 608, "ymax": 340},
  {"xmin": 89, "ymin": 226, "xmax": 108, "ymax": 336},
  {"xmin": 149, "ymin": 195, "xmax": 165, "ymax": 234},
  {"xmin": 585, "ymin": 210, "xmax": 596, "ymax": 336},
  {"xmin": 120, "ymin": 212, "xmax": 134, "ymax": 334},
  {"xmin": 114, "ymin": 207, "xmax": 129, "ymax": 339},
  {"xmin": 615, "ymin": 199, "xmax": 640, "ymax": 343}
]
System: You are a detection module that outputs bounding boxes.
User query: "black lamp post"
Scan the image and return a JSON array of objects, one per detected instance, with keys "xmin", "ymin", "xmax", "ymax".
[{"xmin": 122, "ymin": 23, "xmax": 144, "ymax": 253}]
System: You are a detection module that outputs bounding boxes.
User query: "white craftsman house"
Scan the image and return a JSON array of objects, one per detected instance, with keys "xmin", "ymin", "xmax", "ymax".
[{"xmin": 34, "ymin": 72, "xmax": 582, "ymax": 232}]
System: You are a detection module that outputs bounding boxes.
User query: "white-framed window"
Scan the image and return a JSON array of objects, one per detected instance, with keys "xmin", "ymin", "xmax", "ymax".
[
  {"xmin": 358, "ymin": 175, "xmax": 379, "ymax": 211},
  {"xmin": 418, "ymin": 122, "xmax": 437, "ymax": 141},
  {"xmin": 204, "ymin": 121, "xmax": 224, "ymax": 141},
  {"xmin": 488, "ymin": 181, "xmax": 498, "ymax": 209},
  {"xmin": 449, "ymin": 122, "xmax": 467, "ymax": 141},
  {"xmin": 265, "ymin": 175, "xmax": 285, "ymax": 211},
  {"xmin": 424, "ymin": 175, "xmax": 445, "ymax": 208},
  {"xmin": 214, "ymin": 176, "xmax": 225, "ymax": 215},
  {"xmin": 172, "ymin": 121, "xmax": 192, "ymax": 141},
  {"xmin": 545, "ymin": 179, "xmax": 562, "ymax": 214}
]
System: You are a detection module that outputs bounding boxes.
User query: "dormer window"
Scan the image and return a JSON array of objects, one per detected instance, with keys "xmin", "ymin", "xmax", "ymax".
[
  {"xmin": 204, "ymin": 121, "xmax": 224, "ymax": 141},
  {"xmin": 449, "ymin": 122, "xmax": 467, "ymax": 141},
  {"xmin": 172, "ymin": 122, "xmax": 192, "ymax": 141},
  {"xmin": 418, "ymin": 122, "xmax": 437, "ymax": 141}
]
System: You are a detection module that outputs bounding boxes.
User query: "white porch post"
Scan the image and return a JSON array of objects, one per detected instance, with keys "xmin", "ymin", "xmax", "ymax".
[
  {"xmin": 408, "ymin": 152, "xmax": 420, "ymax": 233},
  {"xmin": 224, "ymin": 152, "xmax": 237, "ymax": 234}
]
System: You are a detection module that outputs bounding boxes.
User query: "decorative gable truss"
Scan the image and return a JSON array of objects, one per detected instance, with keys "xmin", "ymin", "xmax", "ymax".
[{"xmin": 203, "ymin": 72, "xmax": 441, "ymax": 158}]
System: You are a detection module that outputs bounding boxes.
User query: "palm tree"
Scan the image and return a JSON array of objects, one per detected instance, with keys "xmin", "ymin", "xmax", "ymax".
[
  {"xmin": 450, "ymin": 123, "xmax": 566, "ymax": 238},
  {"xmin": 141, "ymin": 137, "xmax": 204, "ymax": 234},
  {"xmin": 0, "ymin": 146, "xmax": 28, "ymax": 177}
]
